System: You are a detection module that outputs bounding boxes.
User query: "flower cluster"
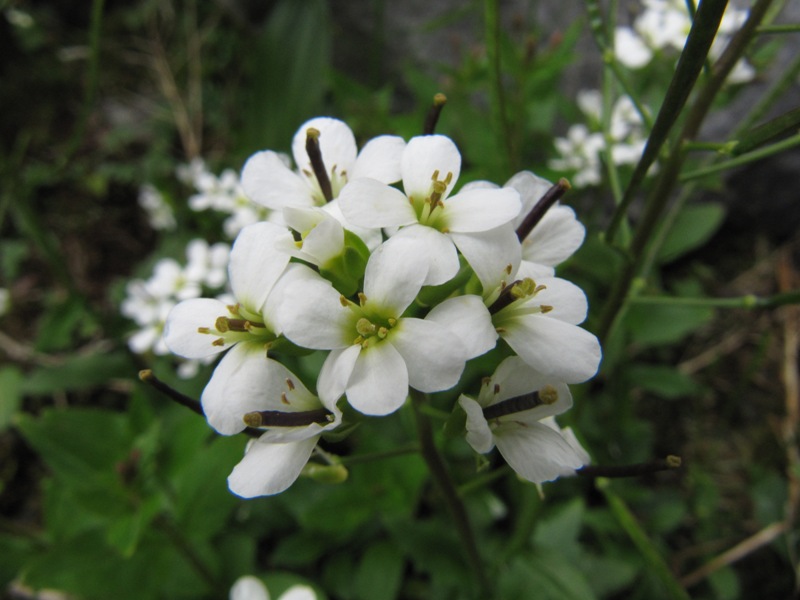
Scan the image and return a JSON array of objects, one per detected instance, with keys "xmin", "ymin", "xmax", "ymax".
[
  {"xmin": 614, "ymin": 0, "xmax": 755, "ymax": 83},
  {"xmin": 549, "ymin": 91, "xmax": 650, "ymax": 188},
  {"xmin": 163, "ymin": 116, "xmax": 602, "ymax": 497},
  {"xmin": 179, "ymin": 157, "xmax": 273, "ymax": 239},
  {"xmin": 121, "ymin": 239, "xmax": 231, "ymax": 377}
]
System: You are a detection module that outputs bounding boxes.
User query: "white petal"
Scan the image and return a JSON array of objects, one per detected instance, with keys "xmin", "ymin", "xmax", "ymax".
[
  {"xmin": 521, "ymin": 205, "xmax": 585, "ymax": 267},
  {"xmin": 164, "ymin": 298, "xmax": 231, "ymax": 359},
  {"xmin": 278, "ymin": 585, "xmax": 318, "ymax": 600},
  {"xmin": 501, "ymin": 317, "xmax": 602, "ymax": 383},
  {"xmin": 276, "ymin": 268, "xmax": 353, "ymax": 349},
  {"xmin": 230, "ymin": 576, "xmax": 270, "ymax": 600},
  {"xmin": 338, "ymin": 178, "xmax": 417, "ymax": 229},
  {"xmin": 505, "ymin": 170, "xmax": 553, "ymax": 224},
  {"xmin": 228, "ymin": 435, "xmax": 318, "ymax": 497},
  {"xmin": 535, "ymin": 277, "xmax": 588, "ymax": 325},
  {"xmin": 300, "ymin": 213, "xmax": 345, "ymax": 267},
  {"xmin": 346, "ymin": 341, "xmax": 409, "ymax": 415},
  {"xmin": 364, "ymin": 237, "xmax": 428, "ymax": 316},
  {"xmin": 241, "ymin": 151, "xmax": 311, "ymax": 210},
  {"xmin": 495, "ymin": 422, "xmax": 585, "ymax": 483},
  {"xmin": 449, "ymin": 225, "xmax": 521, "ymax": 293},
  {"xmin": 458, "ymin": 395, "xmax": 495, "ymax": 454},
  {"xmin": 291, "ymin": 117, "xmax": 357, "ymax": 176},
  {"xmin": 401, "ymin": 135, "xmax": 461, "ymax": 200},
  {"xmin": 201, "ymin": 343, "xmax": 281, "ymax": 435},
  {"xmin": 442, "ymin": 188, "xmax": 521, "ymax": 232},
  {"xmin": 318, "ymin": 345, "xmax": 361, "ymax": 409},
  {"xmin": 229, "ymin": 222, "xmax": 293, "ymax": 313},
  {"xmin": 389, "ymin": 318, "xmax": 467, "ymax": 392},
  {"xmin": 487, "ymin": 356, "xmax": 553, "ymax": 402},
  {"xmin": 424, "ymin": 296, "xmax": 496, "ymax": 359},
  {"xmin": 322, "ymin": 200, "xmax": 383, "ymax": 251},
  {"xmin": 390, "ymin": 225, "xmax": 459, "ymax": 286},
  {"xmin": 351, "ymin": 135, "xmax": 405, "ymax": 183}
]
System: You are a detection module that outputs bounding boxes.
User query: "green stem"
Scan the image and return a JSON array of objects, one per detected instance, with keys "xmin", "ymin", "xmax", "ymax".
[
  {"xmin": 756, "ymin": 23, "xmax": 800, "ymax": 33},
  {"xmin": 338, "ymin": 444, "xmax": 420, "ymax": 467},
  {"xmin": 458, "ymin": 466, "xmax": 511, "ymax": 497},
  {"xmin": 604, "ymin": 0, "xmax": 730, "ymax": 245},
  {"xmin": 410, "ymin": 389, "xmax": 489, "ymax": 595},
  {"xmin": 598, "ymin": 0, "xmax": 775, "ymax": 343},
  {"xmin": 630, "ymin": 290, "xmax": 800, "ymax": 309},
  {"xmin": 681, "ymin": 132, "xmax": 800, "ymax": 180},
  {"xmin": 732, "ymin": 53, "xmax": 800, "ymax": 137},
  {"xmin": 598, "ymin": 479, "xmax": 691, "ymax": 600},
  {"xmin": 484, "ymin": 0, "xmax": 514, "ymax": 171},
  {"xmin": 154, "ymin": 514, "xmax": 223, "ymax": 595}
]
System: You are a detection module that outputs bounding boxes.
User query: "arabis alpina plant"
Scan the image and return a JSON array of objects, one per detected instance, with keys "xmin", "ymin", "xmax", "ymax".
[{"xmin": 150, "ymin": 114, "xmax": 601, "ymax": 497}]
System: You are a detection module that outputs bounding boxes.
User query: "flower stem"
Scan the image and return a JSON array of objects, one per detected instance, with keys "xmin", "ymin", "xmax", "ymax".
[{"xmin": 410, "ymin": 389, "xmax": 489, "ymax": 595}]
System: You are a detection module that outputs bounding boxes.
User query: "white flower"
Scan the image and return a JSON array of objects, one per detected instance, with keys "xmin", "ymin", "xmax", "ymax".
[
  {"xmin": 614, "ymin": 26, "xmax": 653, "ymax": 69},
  {"xmin": 487, "ymin": 273, "xmax": 601, "ymax": 384},
  {"xmin": 549, "ymin": 124, "xmax": 605, "ymax": 188},
  {"xmin": 339, "ymin": 134, "xmax": 521, "ymax": 286},
  {"xmin": 458, "ymin": 356, "xmax": 590, "ymax": 483},
  {"xmin": 164, "ymin": 222, "xmax": 296, "ymax": 429},
  {"xmin": 230, "ymin": 576, "xmax": 317, "ymax": 600},
  {"xmin": 138, "ymin": 184, "xmax": 176, "ymax": 230},
  {"xmin": 184, "ymin": 239, "xmax": 231, "ymax": 289},
  {"xmin": 278, "ymin": 236, "xmax": 480, "ymax": 415},
  {"xmin": 241, "ymin": 117, "xmax": 405, "ymax": 211},
  {"xmin": 215, "ymin": 359, "xmax": 342, "ymax": 498}
]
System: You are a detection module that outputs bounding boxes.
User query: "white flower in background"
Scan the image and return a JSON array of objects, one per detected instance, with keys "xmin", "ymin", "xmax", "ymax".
[
  {"xmin": 230, "ymin": 575, "xmax": 317, "ymax": 600},
  {"xmin": 216, "ymin": 359, "xmax": 342, "ymax": 498},
  {"xmin": 138, "ymin": 184, "xmax": 176, "ymax": 230},
  {"xmin": 279, "ymin": 237, "xmax": 484, "ymax": 416},
  {"xmin": 614, "ymin": 0, "xmax": 754, "ymax": 84},
  {"xmin": 242, "ymin": 116, "xmax": 405, "ymax": 212},
  {"xmin": 339, "ymin": 134, "xmax": 521, "ymax": 286},
  {"xmin": 184, "ymin": 239, "xmax": 230, "ymax": 289},
  {"xmin": 179, "ymin": 157, "xmax": 272, "ymax": 238},
  {"xmin": 548, "ymin": 124, "xmax": 605, "ymax": 188},
  {"xmin": 163, "ymin": 222, "xmax": 295, "ymax": 416},
  {"xmin": 458, "ymin": 356, "xmax": 590, "ymax": 483}
]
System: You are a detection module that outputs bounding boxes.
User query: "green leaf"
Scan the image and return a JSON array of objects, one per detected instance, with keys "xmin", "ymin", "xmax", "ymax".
[
  {"xmin": 242, "ymin": 0, "xmax": 331, "ymax": 154},
  {"xmin": 626, "ymin": 365, "xmax": 700, "ymax": 399},
  {"xmin": 0, "ymin": 366, "xmax": 23, "ymax": 430},
  {"xmin": 656, "ymin": 202, "xmax": 725, "ymax": 263},
  {"xmin": 354, "ymin": 541, "xmax": 405, "ymax": 600},
  {"xmin": 624, "ymin": 302, "xmax": 714, "ymax": 347},
  {"xmin": 16, "ymin": 408, "xmax": 131, "ymax": 484},
  {"xmin": 22, "ymin": 351, "xmax": 133, "ymax": 395},
  {"xmin": 499, "ymin": 551, "xmax": 597, "ymax": 600}
]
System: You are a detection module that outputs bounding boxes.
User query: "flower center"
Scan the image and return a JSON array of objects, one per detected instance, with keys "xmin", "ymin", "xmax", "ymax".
[
  {"xmin": 415, "ymin": 170, "xmax": 453, "ymax": 228},
  {"xmin": 340, "ymin": 294, "xmax": 397, "ymax": 348},
  {"xmin": 196, "ymin": 303, "xmax": 275, "ymax": 347}
]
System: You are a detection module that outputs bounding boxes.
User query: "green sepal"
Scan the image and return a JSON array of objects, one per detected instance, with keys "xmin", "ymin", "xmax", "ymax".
[
  {"xmin": 320, "ymin": 230, "xmax": 371, "ymax": 296},
  {"xmin": 268, "ymin": 335, "xmax": 315, "ymax": 357}
]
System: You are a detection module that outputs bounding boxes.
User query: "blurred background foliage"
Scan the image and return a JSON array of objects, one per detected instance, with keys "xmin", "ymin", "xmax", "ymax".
[{"xmin": 1, "ymin": 0, "xmax": 799, "ymax": 598}]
